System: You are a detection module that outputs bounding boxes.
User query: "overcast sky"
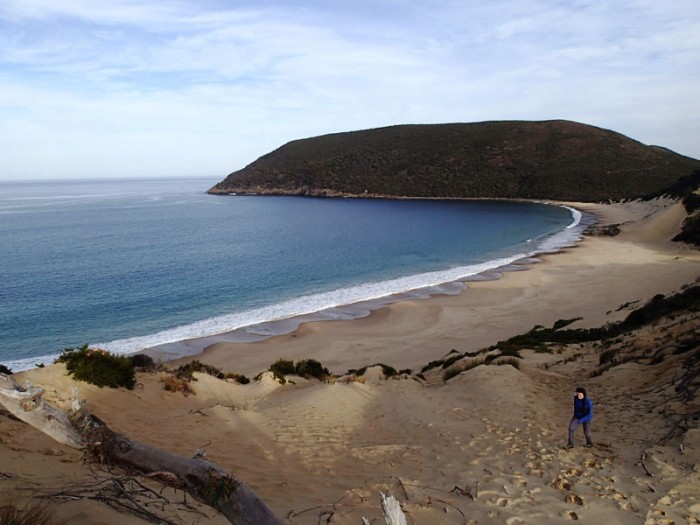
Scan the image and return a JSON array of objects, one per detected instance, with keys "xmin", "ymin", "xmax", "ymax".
[{"xmin": 1, "ymin": 0, "xmax": 698, "ymax": 181}]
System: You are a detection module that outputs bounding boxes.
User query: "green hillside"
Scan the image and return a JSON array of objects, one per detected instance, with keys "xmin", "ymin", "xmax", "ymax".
[{"xmin": 209, "ymin": 120, "xmax": 700, "ymax": 202}]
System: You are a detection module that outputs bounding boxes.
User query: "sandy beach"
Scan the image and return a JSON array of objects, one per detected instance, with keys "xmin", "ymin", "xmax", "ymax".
[
  {"xmin": 2, "ymin": 198, "xmax": 700, "ymax": 524},
  {"xmin": 190, "ymin": 199, "xmax": 699, "ymax": 378}
]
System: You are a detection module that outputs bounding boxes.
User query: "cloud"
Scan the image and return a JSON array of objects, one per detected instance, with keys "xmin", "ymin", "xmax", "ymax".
[{"xmin": 0, "ymin": 0, "xmax": 699, "ymax": 180}]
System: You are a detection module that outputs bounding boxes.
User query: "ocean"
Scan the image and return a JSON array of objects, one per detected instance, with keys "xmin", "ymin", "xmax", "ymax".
[{"xmin": 0, "ymin": 177, "xmax": 589, "ymax": 371}]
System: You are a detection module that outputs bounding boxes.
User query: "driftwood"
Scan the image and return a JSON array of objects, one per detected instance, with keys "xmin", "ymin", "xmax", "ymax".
[
  {"xmin": 0, "ymin": 373, "xmax": 283, "ymax": 525},
  {"xmin": 361, "ymin": 492, "xmax": 407, "ymax": 525},
  {"xmin": 379, "ymin": 492, "xmax": 408, "ymax": 525}
]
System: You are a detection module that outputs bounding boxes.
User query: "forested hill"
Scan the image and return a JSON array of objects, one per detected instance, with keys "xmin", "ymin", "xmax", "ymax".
[{"xmin": 209, "ymin": 120, "xmax": 700, "ymax": 202}]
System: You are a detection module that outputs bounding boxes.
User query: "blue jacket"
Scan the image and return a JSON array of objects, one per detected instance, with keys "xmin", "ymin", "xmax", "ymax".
[{"xmin": 573, "ymin": 396, "xmax": 593, "ymax": 423}]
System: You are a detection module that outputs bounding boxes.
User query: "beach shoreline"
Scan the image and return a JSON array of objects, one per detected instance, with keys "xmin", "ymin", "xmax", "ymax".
[
  {"xmin": 141, "ymin": 200, "xmax": 589, "ymax": 367},
  {"xmin": 163, "ymin": 198, "xmax": 699, "ymax": 378}
]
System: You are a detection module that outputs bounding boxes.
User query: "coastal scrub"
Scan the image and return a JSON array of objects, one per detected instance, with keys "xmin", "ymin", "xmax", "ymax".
[{"xmin": 55, "ymin": 344, "xmax": 135, "ymax": 390}]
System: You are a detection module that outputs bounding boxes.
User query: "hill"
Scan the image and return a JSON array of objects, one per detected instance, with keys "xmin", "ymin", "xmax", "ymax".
[{"xmin": 209, "ymin": 120, "xmax": 700, "ymax": 202}]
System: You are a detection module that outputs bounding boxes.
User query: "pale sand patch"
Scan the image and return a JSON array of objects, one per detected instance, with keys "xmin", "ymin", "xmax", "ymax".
[{"xmin": 2, "ymin": 199, "xmax": 699, "ymax": 524}]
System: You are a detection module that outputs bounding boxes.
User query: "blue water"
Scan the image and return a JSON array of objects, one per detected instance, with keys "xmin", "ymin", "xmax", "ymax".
[{"xmin": 0, "ymin": 178, "xmax": 585, "ymax": 371}]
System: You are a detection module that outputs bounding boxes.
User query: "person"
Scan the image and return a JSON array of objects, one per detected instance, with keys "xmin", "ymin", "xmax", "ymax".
[{"xmin": 565, "ymin": 387, "xmax": 593, "ymax": 449}]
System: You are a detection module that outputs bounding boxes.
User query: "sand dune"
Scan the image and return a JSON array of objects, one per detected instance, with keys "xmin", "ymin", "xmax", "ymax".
[{"xmin": 2, "ymin": 198, "xmax": 699, "ymax": 524}]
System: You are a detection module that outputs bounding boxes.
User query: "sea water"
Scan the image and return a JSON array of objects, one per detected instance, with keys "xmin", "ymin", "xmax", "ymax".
[{"xmin": 0, "ymin": 177, "xmax": 588, "ymax": 371}]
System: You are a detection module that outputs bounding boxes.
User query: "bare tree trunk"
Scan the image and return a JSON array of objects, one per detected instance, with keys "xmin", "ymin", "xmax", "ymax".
[{"xmin": 0, "ymin": 373, "xmax": 283, "ymax": 525}]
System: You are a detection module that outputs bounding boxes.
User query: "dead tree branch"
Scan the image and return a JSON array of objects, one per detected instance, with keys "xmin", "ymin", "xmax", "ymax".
[{"xmin": 0, "ymin": 373, "xmax": 283, "ymax": 525}]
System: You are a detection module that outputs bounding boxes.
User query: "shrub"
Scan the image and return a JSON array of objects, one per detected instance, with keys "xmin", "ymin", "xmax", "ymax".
[
  {"xmin": 682, "ymin": 191, "xmax": 700, "ymax": 213},
  {"xmin": 201, "ymin": 474, "xmax": 240, "ymax": 507},
  {"xmin": 294, "ymin": 359, "xmax": 330, "ymax": 380},
  {"xmin": 441, "ymin": 354, "xmax": 464, "ymax": 369},
  {"xmin": 269, "ymin": 359, "xmax": 295, "ymax": 383},
  {"xmin": 376, "ymin": 363, "xmax": 398, "ymax": 378},
  {"xmin": 0, "ymin": 364, "xmax": 12, "ymax": 375},
  {"xmin": 56, "ymin": 344, "xmax": 135, "ymax": 389},
  {"xmin": 130, "ymin": 353, "xmax": 156, "ymax": 370},
  {"xmin": 344, "ymin": 363, "xmax": 398, "ymax": 379},
  {"xmin": 421, "ymin": 359, "xmax": 444, "ymax": 373},
  {"xmin": 225, "ymin": 373, "xmax": 250, "ymax": 385},
  {"xmin": 673, "ymin": 214, "xmax": 700, "ymax": 246},
  {"xmin": 161, "ymin": 375, "xmax": 194, "ymax": 395},
  {"xmin": 552, "ymin": 318, "xmax": 583, "ymax": 330},
  {"xmin": 644, "ymin": 169, "xmax": 700, "ymax": 201},
  {"xmin": 174, "ymin": 360, "xmax": 224, "ymax": 380},
  {"xmin": 347, "ymin": 366, "xmax": 367, "ymax": 377},
  {"xmin": 533, "ymin": 346, "xmax": 555, "ymax": 354},
  {"xmin": 497, "ymin": 347, "xmax": 523, "ymax": 358}
]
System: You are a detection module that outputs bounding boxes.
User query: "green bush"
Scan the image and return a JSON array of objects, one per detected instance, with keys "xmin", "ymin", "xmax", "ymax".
[
  {"xmin": 265, "ymin": 358, "xmax": 332, "ymax": 382},
  {"xmin": 174, "ymin": 360, "xmax": 224, "ymax": 380},
  {"xmin": 673, "ymin": 214, "xmax": 700, "ymax": 247},
  {"xmin": 294, "ymin": 359, "xmax": 330, "ymax": 380},
  {"xmin": 497, "ymin": 347, "xmax": 523, "ymax": 358},
  {"xmin": 55, "ymin": 344, "xmax": 135, "ymax": 390},
  {"xmin": 421, "ymin": 359, "xmax": 444, "ymax": 373},
  {"xmin": 376, "ymin": 363, "xmax": 398, "ymax": 378},
  {"xmin": 345, "ymin": 363, "xmax": 398, "ymax": 378},
  {"xmin": 268, "ymin": 359, "xmax": 295, "ymax": 382},
  {"xmin": 130, "ymin": 354, "xmax": 156, "ymax": 370},
  {"xmin": 441, "ymin": 353, "xmax": 464, "ymax": 369},
  {"xmin": 552, "ymin": 318, "xmax": 582, "ymax": 330},
  {"xmin": 347, "ymin": 366, "xmax": 367, "ymax": 377},
  {"xmin": 683, "ymin": 192, "xmax": 700, "ymax": 213},
  {"xmin": 225, "ymin": 373, "xmax": 251, "ymax": 385}
]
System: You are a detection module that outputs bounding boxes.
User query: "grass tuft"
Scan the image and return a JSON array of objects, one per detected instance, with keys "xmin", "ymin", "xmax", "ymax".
[
  {"xmin": 0, "ymin": 499, "xmax": 78, "ymax": 525},
  {"xmin": 161, "ymin": 375, "xmax": 194, "ymax": 395}
]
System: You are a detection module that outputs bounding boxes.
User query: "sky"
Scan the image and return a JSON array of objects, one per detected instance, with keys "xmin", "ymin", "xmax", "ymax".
[{"xmin": 0, "ymin": 0, "xmax": 699, "ymax": 181}]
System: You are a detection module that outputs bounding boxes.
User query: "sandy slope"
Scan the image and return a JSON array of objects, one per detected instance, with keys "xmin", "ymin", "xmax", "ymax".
[{"xmin": 1, "ymin": 198, "xmax": 699, "ymax": 524}]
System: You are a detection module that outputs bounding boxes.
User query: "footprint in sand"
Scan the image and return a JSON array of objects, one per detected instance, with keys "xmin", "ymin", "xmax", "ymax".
[
  {"xmin": 565, "ymin": 494, "xmax": 584, "ymax": 505},
  {"xmin": 550, "ymin": 477, "xmax": 573, "ymax": 491}
]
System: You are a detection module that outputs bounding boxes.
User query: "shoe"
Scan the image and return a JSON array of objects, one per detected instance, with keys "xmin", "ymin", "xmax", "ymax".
[
  {"xmin": 584, "ymin": 443, "xmax": 593, "ymax": 448},
  {"xmin": 564, "ymin": 443, "xmax": 574, "ymax": 449}
]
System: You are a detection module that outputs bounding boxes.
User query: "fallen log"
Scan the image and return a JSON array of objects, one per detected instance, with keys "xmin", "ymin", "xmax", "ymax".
[{"xmin": 0, "ymin": 373, "xmax": 283, "ymax": 525}]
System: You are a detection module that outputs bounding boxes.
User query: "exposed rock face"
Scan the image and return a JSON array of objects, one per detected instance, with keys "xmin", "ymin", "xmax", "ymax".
[{"xmin": 210, "ymin": 120, "xmax": 700, "ymax": 202}]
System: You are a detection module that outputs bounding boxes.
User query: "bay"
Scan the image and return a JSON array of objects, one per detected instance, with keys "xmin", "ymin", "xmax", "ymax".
[{"xmin": 0, "ymin": 177, "xmax": 583, "ymax": 371}]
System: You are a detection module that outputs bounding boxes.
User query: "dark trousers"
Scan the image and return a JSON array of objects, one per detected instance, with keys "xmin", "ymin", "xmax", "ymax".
[{"xmin": 568, "ymin": 417, "xmax": 592, "ymax": 446}]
